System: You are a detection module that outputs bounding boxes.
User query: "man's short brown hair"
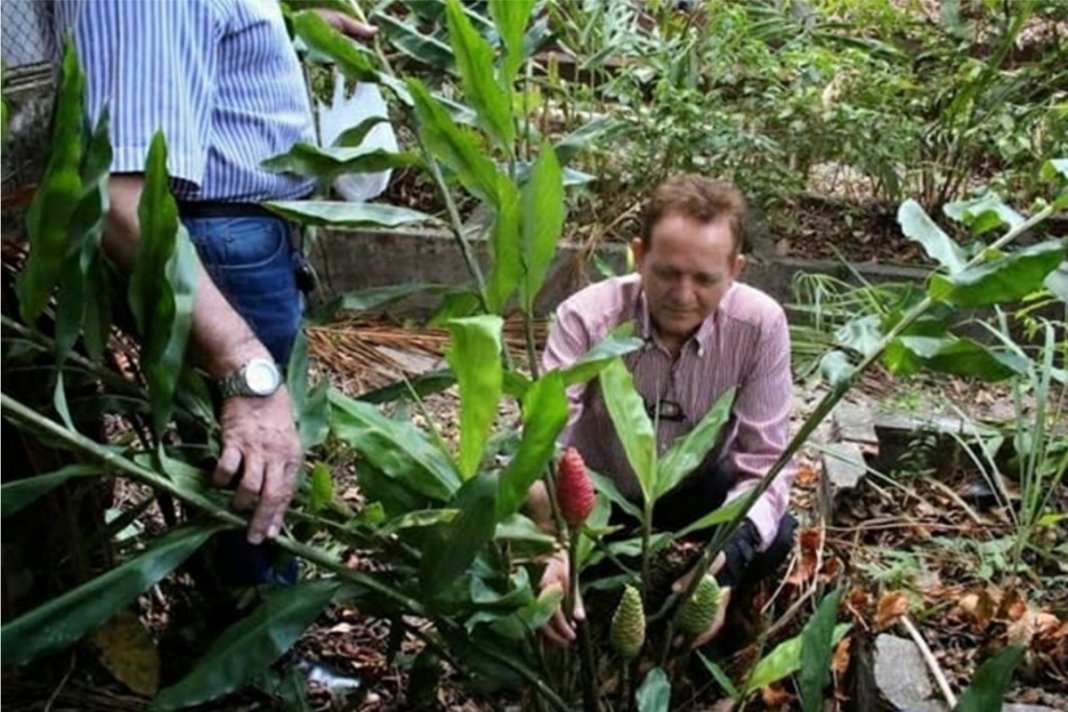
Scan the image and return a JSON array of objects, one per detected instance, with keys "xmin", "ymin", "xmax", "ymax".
[{"xmin": 639, "ymin": 174, "xmax": 747, "ymax": 255}]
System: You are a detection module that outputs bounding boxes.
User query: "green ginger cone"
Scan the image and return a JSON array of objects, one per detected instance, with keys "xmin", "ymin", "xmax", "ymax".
[
  {"xmin": 678, "ymin": 574, "xmax": 721, "ymax": 637},
  {"xmin": 610, "ymin": 585, "xmax": 646, "ymax": 660}
]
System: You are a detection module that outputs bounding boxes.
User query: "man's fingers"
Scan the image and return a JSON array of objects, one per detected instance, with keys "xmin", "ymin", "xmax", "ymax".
[
  {"xmin": 336, "ymin": 15, "xmax": 378, "ymax": 39},
  {"xmin": 573, "ymin": 589, "xmax": 587, "ymax": 622},
  {"xmin": 248, "ymin": 460, "xmax": 287, "ymax": 544},
  {"xmin": 709, "ymin": 551, "xmax": 727, "ymax": 577},
  {"xmin": 690, "ymin": 587, "xmax": 732, "ymax": 650},
  {"xmin": 672, "ymin": 567, "xmax": 695, "ymax": 594},
  {"xmin": 213, "ymin": 445, "xmax": 242, "ymax": 487},
  {"xmin": 232, "ymin": 454, "xmax": 264, "ymax": 511}
]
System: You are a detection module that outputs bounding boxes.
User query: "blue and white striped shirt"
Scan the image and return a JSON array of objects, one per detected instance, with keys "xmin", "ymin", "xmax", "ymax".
[{"xmin": 54, "ymin": 0, "xmax": 316, "ymax": 202}]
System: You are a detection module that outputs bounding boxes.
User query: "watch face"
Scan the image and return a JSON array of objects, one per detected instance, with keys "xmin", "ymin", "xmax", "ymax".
[{"xmin": 245, "ymin": 359, "xmax": 281, "ymax": 395}]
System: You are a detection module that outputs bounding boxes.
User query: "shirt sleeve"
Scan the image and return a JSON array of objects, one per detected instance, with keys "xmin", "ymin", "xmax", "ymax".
[
  {"xmin": 64, "ymin": 0, "xmax": 219, "ymax": 189},
  {"xmin": 542, "ymin": 300, "xmax": 594, "ymax": 445},
  {"xmin": 723, "ymin": 305, "xmax": 796, "ymax": 551}
]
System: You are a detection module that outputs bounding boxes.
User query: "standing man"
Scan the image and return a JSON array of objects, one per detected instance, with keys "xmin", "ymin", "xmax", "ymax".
[
  {"xmin": 52, "ymin": 1, "xmax": 375, "ymax": 579},
  {"xmin": 533, "ymin": 174, "xmax": 797, "ymax": 648}
]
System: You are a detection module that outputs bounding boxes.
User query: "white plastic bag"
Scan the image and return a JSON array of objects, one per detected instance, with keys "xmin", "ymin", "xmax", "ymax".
[{"xmin": 316, "ymin": 70, "xmax": 398, "ymax": 203}]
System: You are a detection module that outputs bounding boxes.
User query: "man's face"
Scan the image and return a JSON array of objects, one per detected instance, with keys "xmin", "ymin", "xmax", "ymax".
[{"xmin": 632, "ymin": 212, "xmax": 745, "ymax": 348}]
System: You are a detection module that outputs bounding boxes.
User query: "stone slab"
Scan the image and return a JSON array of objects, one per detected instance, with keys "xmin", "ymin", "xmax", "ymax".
[
  {"xmin": 821, "ymin": 441, "xmax": 868, "ymax": 492},
  {"xmin": 874, "ymin": 634, "xmax": 940, "ymax": 711}
]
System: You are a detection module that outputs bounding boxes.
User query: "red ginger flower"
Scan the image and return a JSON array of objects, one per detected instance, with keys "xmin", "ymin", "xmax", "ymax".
[{"xmin": 556, "ymin": 447, "xmax": 595, "ymax": 528}]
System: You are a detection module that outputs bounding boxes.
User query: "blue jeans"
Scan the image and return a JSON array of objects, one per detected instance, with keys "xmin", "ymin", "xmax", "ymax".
[{"xmin": 182, "ymin": 214, "xmax": 302, "ymax": 586}]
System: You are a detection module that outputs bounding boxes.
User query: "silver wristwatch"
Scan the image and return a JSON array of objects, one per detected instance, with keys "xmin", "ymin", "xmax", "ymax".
[{"xmin": 217, "ymin": 358, "xmax": 283, "ymax": 399}]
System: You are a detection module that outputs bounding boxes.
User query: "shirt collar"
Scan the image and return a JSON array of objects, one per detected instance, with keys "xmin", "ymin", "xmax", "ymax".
[{"xmin": 634, "ymin": 280, "xmax": 735, "ymax": 356}]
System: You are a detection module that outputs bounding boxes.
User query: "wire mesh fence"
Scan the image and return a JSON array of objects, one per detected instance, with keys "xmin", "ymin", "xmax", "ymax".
[{"xmin": 2, "ymin": 0, "xmax": 54, "ymax": 70}]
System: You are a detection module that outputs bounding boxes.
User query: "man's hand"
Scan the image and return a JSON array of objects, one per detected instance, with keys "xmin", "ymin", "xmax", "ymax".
[
  {"xmin": 672, "ymin": 552, "xmax": 729, "ymax": 648},
  {"xmin": 214, "ymin": 388, "xmax": 303, "ymax": 545},
  {"xmin": 538, "ymin": 551, "xmax": 586, "ymax": 646},
  {"xmin": 314, "ymin": 9, "xmax": 377, "ymax": 41}
]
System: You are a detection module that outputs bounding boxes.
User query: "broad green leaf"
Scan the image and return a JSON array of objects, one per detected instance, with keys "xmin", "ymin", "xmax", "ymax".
[
  {"xmin": 697, "ymin": 653, "xmax": 741, "ymax": 701},
  {"xmin": 486, "ymin": 176, "xmax": 522, "ymax": 312},
  {"xmin": 559, "ymin": 333, "xmax": 644, "ymax": 386},
  {"xmin": 931, "ymin": 239, "xmax": 1066, "ymax": 307},
  {"xmin": 128, "ymin": 133, "xmax": 198, "ymax": 434},
  {"xmin": 1045, "ymin": 263, "xmax": 1068, "ymax": 302},
  {"xmin": 518, "ymin": 143, "xmax": 565, "ymax": 313},
  {"xmin": 799, "ymin": 590, "xmax": 842, "ymax": 712},
  {"xmin": 152, "ymin": 580, "xmax": 341, "ymax": 710},
  {"xmin": 676, "ymin": 496, "xmax": 748, "ymax": 538},
  {"xmin": 898, "ymin": 199, "xmax": 967, "ymax": 274},
  {"xmin": 495, "ymin": 514, "xmax": 556, "ymax": 554},
  {"xmin": 588, "ymin": 469, "xmax": 641, "ymax": 519},
  {"xmin": 329, "ymin": 390, "xmax": 461, "ymax": 500},
  {"xmin": 636, "ymin": 667, "xmax": 671, "ymax": 712},
  {"xmin": 73, "ymin": 110, "xmax": 114, "ymax": 364},
  {"xmin": 516, "ymin": 579, "xmax": 564, "ymax": 632},
  {"xmin": 356, "ymin": 369, "xmax": 456, "ymax": 405},
  {"xmin": 382, "ymin": 508, "xmax": 459, "ymax": 534},
  {"xmin": 331, "ymin": 115, "xmax": 389, "ymax": 148},
  {"xmin": 261, "ymin": 143, "xmax": 421, "ymax": 182},
  {"xmin": 883, "ymin": 335, "xmax": 1028, "ymax": 381},
  {"xmin": 1, "ymin": 524, "xmax": 219, "ymax": 667},
  {"xmin": 470, "ymin": 568, "xmax": 533, "ymax": 608},
  {"xmin": 1, "ymin": 464, "xmax": 105, "ymax": 518},
  {"xmin": 497, "ymin": 371, "xmax": 568, "ymax": 519},
  {"xmin": 445, "ymin": 316, "xmax": 504, "ymax": 479},
  {"xmin": 489, "ymin": 0, "xmax": 534, "ymax": 87},
  {"xmin": 308, "ymin": 283, "xmax": 463, "ymax": 324},
  {"xmin": 291, "ymin": 10, "xmax": 377, "ymax": 81},
  {"xmin": 943, "ymin": 192, "xmax": 1024, "ymax": 234},
  {"xmin": 373, "ymin": 12, "xmax": 454, "ymax": 70},
  {"xmin": 744, "ymin": 623, "xmax": 850, "ymax": 695},
  {"xmin": 428, "ymin": 289, "xmax": 482, "ymax": 326},
  {"xmin": 554, "ymin": 115, "xmax": 620, "ymax": 166},
  {"xmin": 819, "ymin": 349, "xmax": 854, "ymax": 395},
  {"xmin": 16, "ymin": 41, "xmax": 84, "ymax": 323},
  {"xmin": 835, "ymin": 315, "xmax": 883, "ymax": 357},
  {"xmin": 408, "ymin": 78, "xmax": 501, "ymax": 205},
  {"xmin": 1043, "ymin": 158, "xmax": 1068, "ymax": 181},
  {"xmin": 307, "ymin": 462, "xmax": 333, "ymax": 515},
  {"xmin": 445, "ymin": 0, "xmax": 514, "ymax": 151},
  {"xmin": 263, "ymin": 200, "xmax": 441, "ymax": 229},
  {"xmin": 952, "ymin": 645, "xmax": 1025, "ymax": 712},
  {"xmin": 420, "ymin": 471, "xmax": 499, "ymax": 596},
  {"xmin": 657, "ymin": 388, "xmax": 734, "ymax": 498},
  {"xmin": 599, "ymin": 358, "xmax": 657, "ymax": 502}
]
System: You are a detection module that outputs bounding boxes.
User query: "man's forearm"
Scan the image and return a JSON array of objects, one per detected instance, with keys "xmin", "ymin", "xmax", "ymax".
[{"xmin": 107, "ymin": 175, "xmax": 273, "ymax": 376}]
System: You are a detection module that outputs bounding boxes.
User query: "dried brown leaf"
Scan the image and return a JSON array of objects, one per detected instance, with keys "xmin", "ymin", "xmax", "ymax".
[
  {"xmin": 875, "ymin": 590, "xmax": 909, "ymax": 630},
  {"xmin": 760, "ymin": 683, "xmax": 794, "ymax": 709},
  {"xmin": 831, "ymin": 635, "xmax": 852, "ymax": 676},
  {"xmin": 89, "ymin": 611, "xmax": 159, "ymax": 696}
]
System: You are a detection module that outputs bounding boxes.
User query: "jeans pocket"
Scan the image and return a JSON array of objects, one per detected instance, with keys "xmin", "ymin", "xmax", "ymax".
[{"xmin": 218, "ymin": 218, "xmax": 290, "ymax": 272}]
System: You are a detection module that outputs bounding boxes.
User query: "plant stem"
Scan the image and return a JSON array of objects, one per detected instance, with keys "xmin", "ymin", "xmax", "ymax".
[
  {"xmin": 567, "ymin": 529, "xmax": 597, "ymax": 711},
  {"xmin": 659, "ymin": 202, "xmax": 1056, "ymax": 663},
  {"xmin": 640, "ymin": 500, "xmax": 653, "ymax": 604}
]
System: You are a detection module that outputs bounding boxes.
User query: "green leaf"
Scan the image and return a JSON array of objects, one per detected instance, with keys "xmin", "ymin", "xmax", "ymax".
[
  {"xmin": 489, "ymin": 0, "xmax": 534, "ymax": 87},
  {"xmin": 744, "ymin": 623, "xmax": 850, "ymax": 695},
  {"xmin": 486, "ymin": 176, "xmax": 522, "ymax": 312},
  {"xmin": 898, "ymin": 199, "xmax": 967, "ymax": 274},
  {"xmin": 518, "ymin": 143, "xmax": 564, "ymax": 313},
  {"xmin": 676, "ymin": 496, "xmax": 748, "ymax": 538},
  {"xmin": 152, "ymin": 580, "xmax": 341, "ymax": 710},
  {"xmin": 331, "ymin": 115, "xmax": 390, "ymax": 148},
  {"xmin": 329, "ymin": 390, "xmax": 461, "ymax": 500},
  {"xmin": 1, "ymin": 524, "xmax": 219, "ymax": 667},
  {"xmin": 497, "ymin": 371, "xmax": 568, "ymax": 519},
  {"xmin": 445, "ymin": 0, "xmax": 514, "ymax": 150},
  {"xmin": 420, "ymin": 471, "xmax": 499, "ymax": 596},
  {"xmin": 1045, "ymin": 263, "xmax": 1068, "ymax": 302},
  {"xmin": 799, "ymin": 590, "xmax": 842, "ymax": 712},
  {"xmin": 382, "ymin": 508, "xmax": 459, "ymax": 534},
  {"xmin": 656, "ymin": 388, "xmax": 734, "ymax": 498},
  {"xmin": 554, "ymin": 115, "xmax": 620, "ymax": 166},
  {"xmin": 952, "ymin": 645, "xmax": 1025, "ymax": 712},
  {"xmin": 263, "ymin": 200, "xmax": 441, "ymax": 229},
  {"xmin": 835, "ymin": 315, "xmax": 883, "ymax": 357},
  {"xmin": 1, "ymin": 464, "xmax": 105, "ymax": 518},
  {"xmin": 308, "ymin": 283, "xmax": 463, "ymax": 324},
  {"xmin": 588, "ymin": 469, "xmax": 641, "ymax": 519},
  {"xmin": 559, "ymin": 333, "xmax": 644, "ymax": 386},
  {"xmin": 356, "ymin": 369, "xmax": 457, "ymax": 405},
  {"xmin": 261, "ymin": 143, "xmax": 421, "ymax": 182},
  {"xmin": 599, "ymin": 358, "xmax": 657, "ymax": 503},
  {"xmin": 883, "ymin": 335, "xmax": 1028, "ymax": 381},
  {"xmin": 373, "ymin": 12, "xmax": 454, "ymax": 70},
  {"xmin": 445, "ymin": 316, "xmax": 504, "ymax": 479},
  {"xmin": 943, "ymin": 192, "xmax": 1024, "ymax": 234},
  {"xmin": 636, "ymin": 667, "xmax": 671, "ymax": 712},
  {"xmin": 307, "ymin": 462, "xmax": 334, "ymax": 515},
  {"xmin": 819, "ymin": 350, "xmax": 855, "ymax": 395},
  {"xmin": 16, "ymin": 41, "xmax": 85, "ymax": 324},
  {"xmin": 931, "ymin": 239, "xmax": 1066, "ymax": 307},
  {"xmin": 291, "ymin": 10, "xmax": 378, "ymax": 81},
  {"xmin": 128, "ymin": 133, "xmax": 198, "ymax": 434},
  {"xmin": 408, "ymin": 78, "xmax": 502, "ymax": 206},
  {"xmin": 697, "ymin": 653, "xmax": 742, "ymax": 702}
]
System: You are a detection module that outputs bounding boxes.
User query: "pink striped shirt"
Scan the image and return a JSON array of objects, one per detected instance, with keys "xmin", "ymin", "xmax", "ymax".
[{"xmin": 543, "ymin": 273, "xmax": 796, "ymax": 550}]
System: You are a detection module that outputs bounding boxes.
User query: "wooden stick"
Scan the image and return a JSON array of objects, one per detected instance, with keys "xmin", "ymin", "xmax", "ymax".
[{"xmin": 899, "ymin": 615, "xmax": 957, "ymax": 709}]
